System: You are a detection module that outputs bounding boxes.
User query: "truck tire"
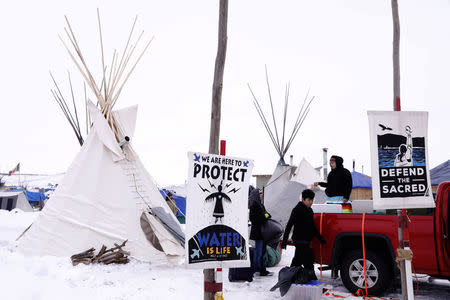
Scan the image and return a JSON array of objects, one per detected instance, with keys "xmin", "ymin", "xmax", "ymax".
[{"xmin": 340, "ymin": 249, "xmax": 392, "ymax": 295}]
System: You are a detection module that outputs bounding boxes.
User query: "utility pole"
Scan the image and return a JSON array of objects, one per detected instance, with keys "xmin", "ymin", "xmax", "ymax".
[
  {"xmin": 205, "ymin": 1, "xmax": 228, "ymax": 300},
  {"xmin": 392, "ymin": 0, "xmax": 401, "ymax": 111},
  {"xmin": 208, "ymin": 0, "xmax": 228, "ymax": 155},
  {"xmin": 391, "ymin": 1, "xmax": 413, "ymax": 299}
]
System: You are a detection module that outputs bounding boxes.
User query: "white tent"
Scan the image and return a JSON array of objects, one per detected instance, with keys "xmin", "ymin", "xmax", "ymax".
[
  {"xmin": 264, "ymin": 158, "xmax": 327, "ymax": 227},
  {"xmin": 17, "ymin": 103, "xmax": 184, "ymax": 262},
  {"xmin": 0, "ymin": 191, "xmax": 34, "ymax": 212}
]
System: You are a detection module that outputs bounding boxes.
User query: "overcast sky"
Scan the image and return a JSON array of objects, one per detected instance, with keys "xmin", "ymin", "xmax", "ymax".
[{"xmin": 1, "ymin": 0, "xmax": 449, "ymax": 186}]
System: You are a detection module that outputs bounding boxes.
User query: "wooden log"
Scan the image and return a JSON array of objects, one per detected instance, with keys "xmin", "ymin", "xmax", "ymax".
[
  {"xmin": 72, "ymin": 258, "xmax": 92, "ymax": 266},
  {"xmin": 98, "ymin": 252, "xmax": 123, "ymax": 262},
  {"xmin": 70, "ymin": 248, "xmax": 95, "ymax": 260},
  {"xmin": 118, "ymin": 249, "xmax": 131, "ymax": 256},
  {"xmin": 93, "ymin": 245, "xmax": 108, "ymax": 262}
]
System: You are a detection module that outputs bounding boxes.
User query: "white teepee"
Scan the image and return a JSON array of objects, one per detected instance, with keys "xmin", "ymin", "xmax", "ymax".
[
  {"xmin": 18, "ymin": 102, "xmax": 184, "ymax": 261},
  {"xmin": 17, "ymin": 12, "xmax": 184, "ymax": 262},
  {"xmin": 265, "ymin": 158, "xmax": 327, "ymax": 227}
]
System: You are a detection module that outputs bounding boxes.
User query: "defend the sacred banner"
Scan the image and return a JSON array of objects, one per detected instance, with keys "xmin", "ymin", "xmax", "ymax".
[
  {"xmin": 185, "ymin": 152, "xmax": 254, "ymax": 268},
  {"xmin": 368, "ymin": 111, "xmax": 434, "ymax": 209}
]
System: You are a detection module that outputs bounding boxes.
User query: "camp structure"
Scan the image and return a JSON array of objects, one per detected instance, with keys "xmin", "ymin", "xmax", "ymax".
[
  {"xmin": 264, "ymin": 158, "xmax": 327, "ymax": 227},
  {"xmin": 17, "ymin": 12, "xmax": 184, "ymax": 262},
  {"xmin": 350, "ymin": 171, "xmax": 372, "ymax": 200},
  {"xmin": 0, "ymin": 191, "xmax": 34, "ymax": 212},
  {"xmin": 248, "ymin": 70, "xmax": 326, "ymax": 227},
  {"xmin": 430, "ymin": 159, "xmax": 450, "ymax": 193}
]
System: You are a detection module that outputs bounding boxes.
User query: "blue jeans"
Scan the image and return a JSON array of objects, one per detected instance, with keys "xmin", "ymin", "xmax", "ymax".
[{"xmin": 254, "ymin": 240, "xmax": 266, "ymax": 273}]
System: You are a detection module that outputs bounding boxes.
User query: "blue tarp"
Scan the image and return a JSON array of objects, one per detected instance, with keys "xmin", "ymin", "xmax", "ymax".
[
  {"xmin": 25, "ymin": 191, "xmax": 46, "ymax": 202},
  {"xmin": 351, "ymin": 171, "xmax": 372, "ymax": 189},
  {"xmin": 430, "ymin": 160, "xmax": 450, "ymax": 186},
  {"xmin": 6, "ymin": 189, "xmax": 46, "ymax": 202},
  {"xmin": 160, "ymin": 189, "xmax": 186, "ymax": 217}
]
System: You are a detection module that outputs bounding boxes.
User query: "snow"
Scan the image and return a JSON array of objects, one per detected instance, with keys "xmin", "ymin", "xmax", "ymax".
[
  {"xmin": 0, "ymin": 210, "xmax": 449, "ymax": 299},
  {"xmin": 1, "ymin": 173, "xmax": 63, "ymax": 189}
]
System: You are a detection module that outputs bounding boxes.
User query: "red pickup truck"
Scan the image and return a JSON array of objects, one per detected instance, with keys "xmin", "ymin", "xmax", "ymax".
[{"xmin": 311, "ymin": 181, "xmax": 450, "ymax": 295}]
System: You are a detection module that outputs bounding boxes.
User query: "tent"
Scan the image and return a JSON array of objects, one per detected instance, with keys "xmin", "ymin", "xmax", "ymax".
[
  {"xmin": 0, "ymin": 191, "xmax": 34, "ymax": 212},
  {"xmin": 350, "ymin": 171, "xmax": 372, "ymax": 200},
  {"xmin": 17, "ymin": 103, "xmax": 184, "ymax": 262},
  {"xmin": 430, "ymin": 160, "xmax": 450, "ymax": 187},
  {"xmin": 17, "ymin": 15, "xmax": 184, "ymax": 263},
  {"xmin": 8, "ymin": 188, "xmax": 47, "ymax": 203},
  {"xmin": 265, "ymin": 159, "xmax": 327, "ymax": 228},
  {"xmin": 351, "ymin": 171, "xmax": 372, "ymax": 189}
]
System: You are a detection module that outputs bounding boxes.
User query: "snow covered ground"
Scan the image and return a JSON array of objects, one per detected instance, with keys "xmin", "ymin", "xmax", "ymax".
[
  {"xmin": 1, "ymin": 173, "xmax": 63, "ymax": 189},
  {"xmin": 0, "ymin": 210, "xmax": 449, "ymax": 300}
]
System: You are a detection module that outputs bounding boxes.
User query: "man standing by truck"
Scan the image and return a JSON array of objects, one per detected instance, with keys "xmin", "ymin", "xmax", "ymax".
[
  {"xmin": 281, "ymin": 189, "xmax": 326, "ymax": 279},
  {"xmin": 315, "ymin": 155, "xmax": 353, "ymax": 204}
]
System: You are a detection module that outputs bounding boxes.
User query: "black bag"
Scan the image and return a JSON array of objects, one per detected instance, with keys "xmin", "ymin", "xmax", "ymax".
[
  {"xmin": 228, "ymin": 267, "xmax": 254, "ymax": 282},
  {"xmin": 228, "ymin": 247, "xmax": 254, "ymax": 282},
  {"xmin": 270, "ymin": 266, "xmax": 316, "ymax": 297},
  {"xmin": 261, "ymin": 218, "xmax": 284, "ymax": 248}
]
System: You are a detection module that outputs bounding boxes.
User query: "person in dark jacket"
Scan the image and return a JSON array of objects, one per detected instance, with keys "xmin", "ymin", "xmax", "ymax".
[
  {"xmin": 315, "ymin": 155, "xmax": 352, "ymax": 203},
  {"xmin": 249, "ymin": 187, "xmax": 271, "ymax": 276},
  {"xmin": 280, "ymin": 189, "xmax": 325, "ymax": 279}
]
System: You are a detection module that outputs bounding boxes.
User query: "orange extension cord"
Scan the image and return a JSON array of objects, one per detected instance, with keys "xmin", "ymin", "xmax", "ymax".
[
  {"xmin": 320, "ymin": 212, "xmax": 324, "ymax": 281},
  {"xmin": 362, "ymin": 212, "xmax": 368, "ymax": 297}
]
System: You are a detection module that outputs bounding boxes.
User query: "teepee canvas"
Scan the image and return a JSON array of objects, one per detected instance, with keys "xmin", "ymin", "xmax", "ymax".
[
  {"xmin": 18, "ymin": 103, "xmax": 184, "ymax": 261},
  {"xmin": 17, "ymin": 12, "xmax": 184, "ymax": 262},
  {"xmin": 265, "ymin": 158, "xmax": 327, "ymax": 227}
]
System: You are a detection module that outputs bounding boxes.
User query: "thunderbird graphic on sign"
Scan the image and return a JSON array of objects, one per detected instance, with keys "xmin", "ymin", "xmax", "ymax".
[{"xmin": 198, "ymin": 180, "xmax": 240, "ymax": 223}]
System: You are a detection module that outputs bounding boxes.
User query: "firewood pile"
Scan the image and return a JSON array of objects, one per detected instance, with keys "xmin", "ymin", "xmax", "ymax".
[{"xmin": 70, "ymin": 240, "xmax": 130, "ymax": 266}]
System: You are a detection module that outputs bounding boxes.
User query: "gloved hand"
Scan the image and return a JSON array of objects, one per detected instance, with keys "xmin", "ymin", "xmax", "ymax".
[
  {"xmin": 264, "ymin": 213, "xmax": 270, "ymax": 219},
  {"xmin": 319, "ymin": 237, "xmax": 326, "ymax": 245}
]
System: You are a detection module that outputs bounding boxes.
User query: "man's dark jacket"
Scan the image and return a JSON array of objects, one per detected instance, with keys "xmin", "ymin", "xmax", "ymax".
[
  {"xmin": 319, "ymin": 155, "xmax": 353, "ymax": 199},
  {"xmin": 249, "ymin": 188, "xmax": 269, "ymax": 240},
  {"xmin": 281, "ymin": 201, "xmax": 324, "ymax": 247}
]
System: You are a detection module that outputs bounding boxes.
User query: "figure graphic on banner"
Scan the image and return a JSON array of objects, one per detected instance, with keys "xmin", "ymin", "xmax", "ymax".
[
  {"xmin": 198, "ymin": 180, "xmax": 240, "ymax": 223},
  {"xmin": 377, "ymin": 123, "xmax": 425, "ymax": 168},
  {"xmin": 205, "ymin": 183, "xmax": 231, "ymax": 223},
  {"xmin": 394, "ymin": 126, "xmax": 413, "ymax": 167}
]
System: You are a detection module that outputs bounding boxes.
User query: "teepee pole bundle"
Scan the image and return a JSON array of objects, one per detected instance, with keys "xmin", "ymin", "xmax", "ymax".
[
  {"xmin": 248, "ymin": 67, "xmax": 315, "ymax": 165},
  {"xmin": 59, "ymin": 9, "xmax": 153, "ymax": 140},
  {"xmin": 50, "ymin": 72, "xmax": 85, "ymax": 146}
]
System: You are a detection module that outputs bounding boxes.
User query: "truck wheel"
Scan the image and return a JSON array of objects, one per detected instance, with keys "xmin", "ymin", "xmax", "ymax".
[{"xmin": 340, "ymin": 249, "xmax": 392, "ymax": 295}]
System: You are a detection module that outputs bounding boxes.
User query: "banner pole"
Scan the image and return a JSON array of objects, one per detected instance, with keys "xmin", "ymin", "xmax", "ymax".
[{"xmin": 215, "ymin": 140, "xmax": 226, "ymax": 299}]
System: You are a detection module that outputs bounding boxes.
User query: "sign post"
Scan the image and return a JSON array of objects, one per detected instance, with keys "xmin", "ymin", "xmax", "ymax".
[{"xmin": 186, "ymin": 147, "xmax": 253, "ymax": 299}]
